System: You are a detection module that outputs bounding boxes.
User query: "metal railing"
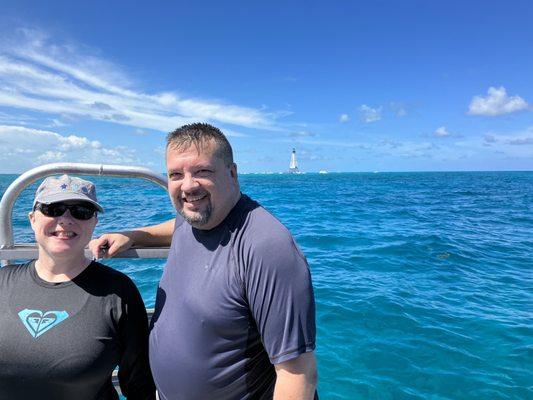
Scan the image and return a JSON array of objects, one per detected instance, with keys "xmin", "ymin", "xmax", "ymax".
[{"xmin": 0, "ymin": 162, "xmax": 171, "ymax": 265}]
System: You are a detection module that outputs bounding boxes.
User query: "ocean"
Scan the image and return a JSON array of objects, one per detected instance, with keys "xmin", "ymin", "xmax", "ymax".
[{"xmin": 1, "ymin": 172, "xmax": 532, "ymax": 399}]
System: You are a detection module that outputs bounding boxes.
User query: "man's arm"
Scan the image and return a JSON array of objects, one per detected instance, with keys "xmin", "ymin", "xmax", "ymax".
[
  {"xmin": 89, "ymin": 218, "xmax": 175, "ymax": 258},
  {"xmin": 274, "ymin": 352, "xmax": 318, "ymax": 400}
]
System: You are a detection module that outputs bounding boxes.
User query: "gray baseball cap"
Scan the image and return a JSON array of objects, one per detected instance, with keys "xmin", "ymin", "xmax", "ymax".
[{"xmin": 33, "ymin": 174, "xmax": 104, "ymax": 212}]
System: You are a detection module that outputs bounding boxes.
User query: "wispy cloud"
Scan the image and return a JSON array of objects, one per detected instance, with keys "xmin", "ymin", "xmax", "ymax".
[
  {"xmin": 0, "ymin": 125, "xmax": 139, "ymax": 173},
  {"xmin": 290, "ymin": 130, "xmax": 316, "ymax": 138},
  {"xmin": 359, "ymin": 105, "xmax": 382, "ymax": 123},
  {"xmin": 278, "ymin": 138, "xmax": 370, "ymax": 149},
  {"xmin": 390, "ymin": 102, "xmax": 407, "ymax": 117},
  {"xmin": 134, "ymin": 128, "xmax": 149, "ymax": 136},
  {"xmin": 468, "ymin": 86, "xmax": 528, "ymax": 116},
  {"xmin": 345, "ymin": 102, "xmax": 406, "ymax": 124},
  {"xmin": 376, "ymin": 140, "xmax": 437, "ymax": 158},
  {"xmin": 0, "ymin": 110, "xmax": 36, "ymax": 125},
  {"xmin": 455, "ymin": 127, "xmax": 533, "ymax": 159},
  {"xmin": 433, "ymin": 126, "xmax": 452, "ymax": 137},
  {"xmin": 279, "ymin": 128, "xmax": 533, "ymax": 165},
  {"xmin": 222, "ymin": 128, "xmax": 249, "ymax": 138},
  {"xmin": 508, "ymin": 137, "xmax": 533, "ymax": 145},
  {"xmin": 0, "ymin": 28, "xmax": 281, "ymax": 132},
  {"xmin": 484, "ymin": 134, "xmax": 497, "ymax": 144},
  {"xmin": 378, "ymin": 139, "xmax": 403, "ymax": 148}
]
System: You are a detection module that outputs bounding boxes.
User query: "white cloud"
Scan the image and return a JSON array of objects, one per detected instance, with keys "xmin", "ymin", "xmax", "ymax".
[
  {"xmin": 359, "ymin": 105, "xmax": 382, "ymax": 123},
  {"xmin": 484, "ymin": 134, "xmax": 497, "ymax": 144},
  {"xmin": 377, "ymin": 140, "xmax": 437, "ymax": 158},
  {"xmin": 0, "ymin": 125, "xmax": 139, "ymax": 173},
  {"xmin": 153, "ymin": 146, "xmax": 166, "ymax": 155},
  {"xmin": 290, "ymin": 131, "xmax": 316, "ymax": 138},
  {"xmin": 280, "ymin": 127, "xmax": 533, "ymax": 164},
  {"xmin": 434, "ymin": 126, "xmax": 452, "ymax": 137},
  {"xmin": 0, "ymin": 29, "xmax": 280, "ymax": 132},
  {"xmin": 390, "ymin": 102, "xmax": 407, "ymax": 117},
  {"xmin": 38, "ymin": 151, "xmax": 65, "ymax": 163},
  {"xmin": 396, "ymin": 109, "xmax": 407, "ymax": 117},
  {"xmin": 454, "ymin": 127, "xmax": 533, "ymax": 159},
  {"xmin": 378, "ymin": 139, "xmax": 402, "ymax": 148},
  {"xmin": 50, "ymin": 119, "xmax": 66, "ymax": 127},
  {"xmin": 0, "ymin": 110, "xmax": 35, "ymax": 125},
  {"xmin": 339, "ymin": 114, "xmax": 349, "ymax": 123},
  {"xmin": 278, "ymin": 138, "xmax": 370, "ymax": 149},
  {"xmin": 468, "ymin": 86, "xmax": 528, "ymax": 116},
  {"xmin": 134, "ymin": 128, "xmax": 149, "ymax": 136},
  {"xmin": 508, "ymin": 137, "xmax": 533, "ymax": 145},
  {"xmin": 223, "ymin": 128, "xmax": 249, "ymax": 138}
]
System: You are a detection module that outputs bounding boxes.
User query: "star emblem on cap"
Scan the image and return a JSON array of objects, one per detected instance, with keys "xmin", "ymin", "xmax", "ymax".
[{"xmin": 60, "ymin": 184, "xmax": 68, "ymax": 190}]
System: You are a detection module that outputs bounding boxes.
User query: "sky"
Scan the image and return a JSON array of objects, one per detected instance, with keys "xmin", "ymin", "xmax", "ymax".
[{"xmin": 0, "ymin": 0, "xmax": 532, "ymax": 173}]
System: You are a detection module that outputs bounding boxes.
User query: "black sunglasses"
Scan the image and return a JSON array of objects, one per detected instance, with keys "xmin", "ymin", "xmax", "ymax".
[{"xmin": 34, "ymin": 202, "xmax": 97, "ymax": 220}]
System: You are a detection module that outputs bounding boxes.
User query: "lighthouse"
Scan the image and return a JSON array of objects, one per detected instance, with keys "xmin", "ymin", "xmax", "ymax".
[{"xmin": 288, "ymin": 148, "xmax": 300, "ymax": 174}]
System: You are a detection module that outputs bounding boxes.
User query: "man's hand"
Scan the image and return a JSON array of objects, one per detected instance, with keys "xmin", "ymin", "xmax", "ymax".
[
  {"xmin": 89, "ymin": 219, "xmax": 175, "ymax": 259},
  {"xmin": 273, "ymin": 352, "xmax": 317, "ymax": 400},
  {"xmin": 89, "ymin": 233, "xmax": 134, "ymax": 259}
]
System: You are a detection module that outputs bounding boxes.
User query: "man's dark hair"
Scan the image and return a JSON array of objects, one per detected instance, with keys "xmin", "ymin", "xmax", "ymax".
[{"xmin": 166, "ymin": 123, "xmax": 234, "ymax": 166}]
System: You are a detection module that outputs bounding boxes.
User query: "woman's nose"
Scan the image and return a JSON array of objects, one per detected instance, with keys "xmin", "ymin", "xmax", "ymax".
[{"xmin": 57, "ymin": 209, "xmax": 75, "ymax": 223}]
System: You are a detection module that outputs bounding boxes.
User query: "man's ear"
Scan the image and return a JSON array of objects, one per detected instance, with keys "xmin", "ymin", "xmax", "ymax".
[{"xmin": 230, "ymin": 163, "xmax": 238, "ymax": 179}]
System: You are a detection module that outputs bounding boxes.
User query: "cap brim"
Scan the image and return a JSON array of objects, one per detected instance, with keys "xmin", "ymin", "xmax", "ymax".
[{"xmin": 35, "ymin": 193, "xmax": 104, "ymax": 212}]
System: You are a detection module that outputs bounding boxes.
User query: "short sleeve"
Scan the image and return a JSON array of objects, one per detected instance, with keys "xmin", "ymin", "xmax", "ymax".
[{"xmin": 244, "ymin": 231, "xmax": 316, "ymax": 364}]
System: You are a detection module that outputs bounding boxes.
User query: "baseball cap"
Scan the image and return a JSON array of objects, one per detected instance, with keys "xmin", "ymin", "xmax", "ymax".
[{"xmin": 33, "ymin": 174, "xmax": 104, "ymax": 212}]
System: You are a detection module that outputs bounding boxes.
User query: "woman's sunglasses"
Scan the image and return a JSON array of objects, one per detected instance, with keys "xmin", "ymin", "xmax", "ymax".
[{"xmin": 34, "ymin": 202, "xmax": 97, "ymax": 220}]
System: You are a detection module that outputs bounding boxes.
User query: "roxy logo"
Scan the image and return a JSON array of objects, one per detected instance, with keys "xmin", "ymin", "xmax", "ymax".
[{"xmin": 18, "ymin": 309, "xmax": 69, "ymax": 338}]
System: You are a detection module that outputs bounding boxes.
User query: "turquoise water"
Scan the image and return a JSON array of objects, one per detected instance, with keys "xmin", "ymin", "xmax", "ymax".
[{"xmin": 2, "ymin": 172, "xmax": 532, "ymax": 399}]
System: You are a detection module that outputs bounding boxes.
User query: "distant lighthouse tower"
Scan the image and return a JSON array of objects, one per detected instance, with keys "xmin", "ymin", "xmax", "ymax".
[{"xmin": 289, "ymin": 148, "xmax": 300, "ymax": 174}]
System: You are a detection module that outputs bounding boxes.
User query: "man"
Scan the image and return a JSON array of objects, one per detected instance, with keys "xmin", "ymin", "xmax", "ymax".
[{"xmin": 90, "ymin": 123, "xmax": 317, "ymax": 400}]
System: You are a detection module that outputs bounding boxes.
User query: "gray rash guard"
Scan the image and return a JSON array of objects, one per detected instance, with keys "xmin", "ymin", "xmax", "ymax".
[
  {"xmin": 0, "ymin": 260, "xmax": 155, "ymax": 400},
  {"xmin": 149, "ymin": 194, "xmax": 316, "ymax": 400}
]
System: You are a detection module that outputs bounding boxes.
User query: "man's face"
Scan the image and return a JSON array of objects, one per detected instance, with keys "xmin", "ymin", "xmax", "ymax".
[{"xmin": 166, "ymin": 140, "xmax": 239, "ymax": 230}]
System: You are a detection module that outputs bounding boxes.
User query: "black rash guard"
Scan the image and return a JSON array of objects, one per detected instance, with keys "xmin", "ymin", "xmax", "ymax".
[{"xmin": 0, "ymin": 260, "xmax": 155, "ymax": 400}]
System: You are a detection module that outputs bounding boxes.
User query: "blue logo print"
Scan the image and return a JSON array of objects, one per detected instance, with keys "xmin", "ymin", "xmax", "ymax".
[{"xmin": 18, "ymin": 309, "xmax": 69, "ymax": 338}]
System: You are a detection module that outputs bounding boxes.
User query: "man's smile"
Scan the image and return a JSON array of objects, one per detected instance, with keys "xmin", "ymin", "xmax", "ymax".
[{"xmin": 182, "ymin": 193, "xmax": 208, "ymax": 204}]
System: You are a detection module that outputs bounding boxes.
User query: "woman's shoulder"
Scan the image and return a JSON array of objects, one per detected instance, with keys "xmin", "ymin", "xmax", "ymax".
[{"xmin": 0, "ymin": 261, "xmax": 33, "ymax": 280}]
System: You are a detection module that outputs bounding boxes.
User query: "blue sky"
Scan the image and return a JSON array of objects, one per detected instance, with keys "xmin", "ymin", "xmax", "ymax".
[{"xmin": 0, "ymin": 0, "xmax": 532, "ymax": 173}]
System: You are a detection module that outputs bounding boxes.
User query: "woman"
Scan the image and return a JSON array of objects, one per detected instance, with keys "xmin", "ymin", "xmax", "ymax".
[{"xmin": 0, "ymin": 174, "xmax": 155, "ymax": 400}]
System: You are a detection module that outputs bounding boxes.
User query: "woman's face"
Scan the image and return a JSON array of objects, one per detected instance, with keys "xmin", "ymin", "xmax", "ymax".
[{"xmin": 29, "ymin": 202, "xmax": 97, "ymax": 258}]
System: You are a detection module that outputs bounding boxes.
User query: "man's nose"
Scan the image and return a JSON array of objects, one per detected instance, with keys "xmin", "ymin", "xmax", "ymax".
[{"xmin": 181, "ymin": 174, "xmax": 199, "ymax": 192}]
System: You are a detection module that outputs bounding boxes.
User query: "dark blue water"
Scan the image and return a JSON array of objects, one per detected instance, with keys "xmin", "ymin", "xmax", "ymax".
[{"xmin": 2, "ymin": 172, "xmax": 532, "ymax": 399}]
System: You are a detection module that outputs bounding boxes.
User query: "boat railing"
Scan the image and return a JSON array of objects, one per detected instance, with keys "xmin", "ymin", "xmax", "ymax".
[{"xmin": 0, "ymin": 162, "xmax": 171, "ymax": 266}]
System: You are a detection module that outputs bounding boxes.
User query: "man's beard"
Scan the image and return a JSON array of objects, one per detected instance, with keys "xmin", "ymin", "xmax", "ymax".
[{"xmin": 177, "ymin": 202, "xmax": 212, "ymax": 227}]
